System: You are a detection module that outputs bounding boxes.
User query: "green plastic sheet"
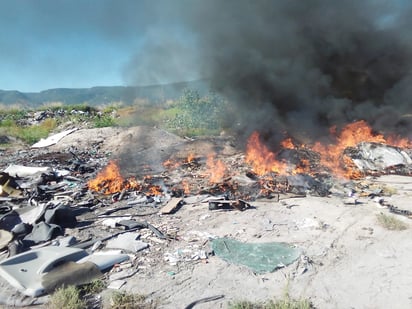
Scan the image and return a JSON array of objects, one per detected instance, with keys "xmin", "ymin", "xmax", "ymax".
[{"xmin": 212, "ymin": 237, "xmax": 301, "ymax": 273}]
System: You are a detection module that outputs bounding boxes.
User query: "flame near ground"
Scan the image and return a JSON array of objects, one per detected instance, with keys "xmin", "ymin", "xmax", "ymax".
[{"xmin": 88, "ymin": 120, "xmax": 412, "ymax": 195}]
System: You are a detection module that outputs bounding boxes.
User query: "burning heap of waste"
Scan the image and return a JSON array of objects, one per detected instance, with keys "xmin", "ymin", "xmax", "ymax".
[
  {"xmin": 90, "ymin": 1, "xmax": 412, "ymax": 198},
  {"xmin": 130, "ymin": 0, "xmax": 412, "ymax": 144},
  {"xmin": 88, "ymin": 120, "xmax": 412, "ymax": 199}
]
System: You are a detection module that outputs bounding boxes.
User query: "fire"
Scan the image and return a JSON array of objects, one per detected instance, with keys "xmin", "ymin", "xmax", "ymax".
[
  {"xmin": 163, "ymin": 153, "xmax": 199, "ymax": 170},
  {"xmin": 293, "ymin": 158, "xmax": 311, "ymax": 175},
  {"xmin": 245, "ymin": 120, "xmax": 411, "ymax": 179},
  {"xmin": 187, "ymin": 153, "xmax": 195, "ymax": 163},
  {"xmin": 182, "ymin": 180, "xmax": 190, "ymax": 195},
  {"xmin": 88, "ymin": 161, "xmax": 140, "ymax": 194},
  {"xmin": 281, "ymin": 137, "xmax": 295, "ymax": 149},
  {"xmin": 206, "ymin": 153, "xmax": 227, "ymax": 183},
  {"xmin": 245, "ymin": 132, "xmax": 289, "ymax": 175},
  {"xmin": 163, "ymin": 159, "xmax": 180, "ymax": 169},
  {"xmin": 147, "ymin": 185, "xmax": 163, "ymax": 196},
  {"xmin": 312, "ymin": 120, "xmax": 410, "ymax": 178}
]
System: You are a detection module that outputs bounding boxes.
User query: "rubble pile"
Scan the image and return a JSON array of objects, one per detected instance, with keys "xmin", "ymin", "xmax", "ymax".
[{"xmin": 0, "ymin": 122, "xmax": 411, "ymax": 307}]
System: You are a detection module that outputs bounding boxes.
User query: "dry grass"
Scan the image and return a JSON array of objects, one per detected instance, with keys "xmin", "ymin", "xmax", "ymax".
[
  {"xmin": 228, "ymin": 298, "xmax": 314, "ymax": 309},
  {"xmin": 105, "ymin": 291, "xmax": 156, "ymax": 309},
  {"xmin": 47, "ymin": 285, "xmax": 87, "ymax": 309},
  {"xmin": 377, "ymin": 213, "xmax": 408, "ymax": 230}
]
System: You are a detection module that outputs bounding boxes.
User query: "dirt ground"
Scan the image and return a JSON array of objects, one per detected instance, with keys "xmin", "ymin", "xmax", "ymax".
[
  {"xmin": 111, "ymin": 175, "xmax": 411, "ymax": 309},
  {"xmin": 2, "ymin": 126, "xmax": 412, "ymax": 309}
]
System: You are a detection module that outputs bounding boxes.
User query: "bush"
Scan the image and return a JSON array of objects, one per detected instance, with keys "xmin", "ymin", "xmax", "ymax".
[
  {"xmin": 94, "ymin": 113, "xmax": 117, "ymax": 128},
  {"xmin": 47, "ymin": 285, "xmax": 87, "ymax": 309},
  {"xmin": 166, "ymin": 89, "xmax": 227, "ymax": 136},
  {"xmin": 0, "ymin": 108, "xmax": 26, "ymax": 122},
  {"xmin": 0, "ymin": 117, "xmax": 57, "ymax": 144}
]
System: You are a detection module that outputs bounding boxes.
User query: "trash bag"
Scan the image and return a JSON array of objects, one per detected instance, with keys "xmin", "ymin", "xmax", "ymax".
[{"xmin": 211, "ymin": 237, "xmax": 301, "ymax": 274}]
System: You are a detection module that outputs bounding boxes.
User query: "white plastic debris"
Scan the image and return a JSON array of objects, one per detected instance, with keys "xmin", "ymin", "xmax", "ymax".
[
  {"xmin": 4, "ymin": 165, "xmax": 51, "ymax": 177},
  {"xmin": 31, "ymin": 128, "xmax": 78, "ymax": 148}
]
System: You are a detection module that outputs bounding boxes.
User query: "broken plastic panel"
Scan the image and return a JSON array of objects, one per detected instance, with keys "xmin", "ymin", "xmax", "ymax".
[
  {"xmin": 211, "ymin": 237, "xmax": 301, "ymax": 273},
  {"xmin": 0, "ymin": 246, "xmax": 129, "ymax": 297}
]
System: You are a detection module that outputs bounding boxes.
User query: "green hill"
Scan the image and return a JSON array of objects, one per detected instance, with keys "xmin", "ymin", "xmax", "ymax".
[{"xmin": 0, "ymin": 80, "xmax": 209, "ymax": 107}]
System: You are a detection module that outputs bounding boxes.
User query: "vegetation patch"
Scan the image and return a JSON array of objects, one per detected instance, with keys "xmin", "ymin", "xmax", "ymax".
[
  {"xmin": 164, "ymin": 89, "xmax": 228, "ymax": 137},
  {"xmin": 93, "ymin": 113, "xmax": 117, "ymax": 128},
  {"xmin": 0, "ymin": 117, "xmax": 57, "ymax": 144},
  {"xmin": 228, "ymin": 297, "xmax": 314, "ymax": 309},
  {"xmin": 80, "ymin": 279, "xmax": 106, "ymax": 295},
  {"xmin": 377, "ymin": 213, "xmax": 408, "ymax": 230},
  {"xmin": 0, "ymin": 88, "xmax": 230, "ymax": 143},
  {"xmin": 47, "ymin": 285, "xmax": 87, "ymax": 309},
  {"xmin": 105, "ymin": 291, "xmax": 155, "ymax": 309}
]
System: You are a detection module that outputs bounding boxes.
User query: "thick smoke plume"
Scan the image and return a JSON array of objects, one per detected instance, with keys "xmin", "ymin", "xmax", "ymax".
[{"xmin": 131, "ymin": 0, "xmax": 412, "ymax": 147}]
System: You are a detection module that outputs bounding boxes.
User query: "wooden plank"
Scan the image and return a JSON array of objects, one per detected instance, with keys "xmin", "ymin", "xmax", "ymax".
[{"xmin": 160, "ymin": 197, "xmax": 183, "ymax": 214}]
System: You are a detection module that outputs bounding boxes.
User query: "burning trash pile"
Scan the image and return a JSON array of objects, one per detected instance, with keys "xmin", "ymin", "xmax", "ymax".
[
  {"xmin": 85, "ymin": 120, "xmax": 411, "ymax": 200},
  {"xmin": 0, "ymin": 118, "xmax": 411, "ymax": 306}
]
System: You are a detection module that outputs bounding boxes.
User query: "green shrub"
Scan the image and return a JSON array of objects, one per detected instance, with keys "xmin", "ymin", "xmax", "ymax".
[
  {"xmin": 94, "ymin": 114, "xmax": 117, "ymax": 128},
  {"xmin": 0, "ymin": 117, "xmax": 57, "ymax": 144},
  {"xmin": 1, "ymin": 118, "xmax": 15, "ymax": 127},
  {"xmin": 47, "ymin": 285, "xmax": 87, "ymax": 309},
  {"xmin": 80, "ymin": 279, "xmax": 106, "ymax": 295},
  {"xmin": 0, "ymin": 108, "xmax": 26, "ymax": 121},
  {"xmin": 165, "ymin": 89, "xmax": 227, "ymax": 136}
]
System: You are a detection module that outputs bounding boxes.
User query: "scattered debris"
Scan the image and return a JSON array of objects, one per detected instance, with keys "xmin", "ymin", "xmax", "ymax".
[{"xmin": 0, "ymin": 123, "xmax": 411, "ymax": 307}]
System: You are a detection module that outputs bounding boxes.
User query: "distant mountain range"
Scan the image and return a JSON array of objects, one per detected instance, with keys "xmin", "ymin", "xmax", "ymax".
[{"xmin": 0, "ymin": 80, "xmax": 209, "ymax": 107}]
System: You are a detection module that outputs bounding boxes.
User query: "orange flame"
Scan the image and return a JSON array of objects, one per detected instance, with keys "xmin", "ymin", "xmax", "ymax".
[
  {"xmin": 182, "ymin": 180, "xmax": 190, "ymax": 195},
  {"xmin": 187, "ymin": 153, "xmax": 195, "ymax": 163},
  {"xmin": 312, "ymin": 120, "xmax": 410, "ymax": 178},
  {"xmin": 88, "ymin": 161, "xmax": 140, "ymax": 194},
  {"xmin": 163, "ymin": 159, "xmax": 180, "ymax": 169},
  {"xmin": 147, "ymin": 185, "xmax": 163, "ymax": 196},
  {"xmin": 292, "ymin": 158, "xmax": 311, "ymax": 175},
  {"xmin": 245, "ymin": 132, "xmax": 288, "ymax": 175},
  {"xmin": 245, "ymin": 120, "xmax": 411, "ymax": 179},
  {"xmin": 206, "ymin": 153, "xmax": 227, "ymax": 183},
  {"xmin": 281, "ymin": 137, "xmax": 295, "ymax": 149}
]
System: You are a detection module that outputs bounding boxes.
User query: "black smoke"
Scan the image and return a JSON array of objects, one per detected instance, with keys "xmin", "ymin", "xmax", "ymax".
[{"xmin": 130, "ymin": 0, "xmax": 412, "ymax": 146}]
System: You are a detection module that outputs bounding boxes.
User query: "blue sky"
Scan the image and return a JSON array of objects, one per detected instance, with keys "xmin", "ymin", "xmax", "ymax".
[
  {"xmin": 0, "ymin": 0, "xmax": 408, "ymax": 93},
  {"xmin": 0, "ymin": 0, "xmax": 192, "ymax": 92}
]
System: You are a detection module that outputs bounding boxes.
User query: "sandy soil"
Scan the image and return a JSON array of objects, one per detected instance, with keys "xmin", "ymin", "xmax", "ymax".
[{"xmin": 112, "ymin": 174, "xmax": 412, "ymax": 309}]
